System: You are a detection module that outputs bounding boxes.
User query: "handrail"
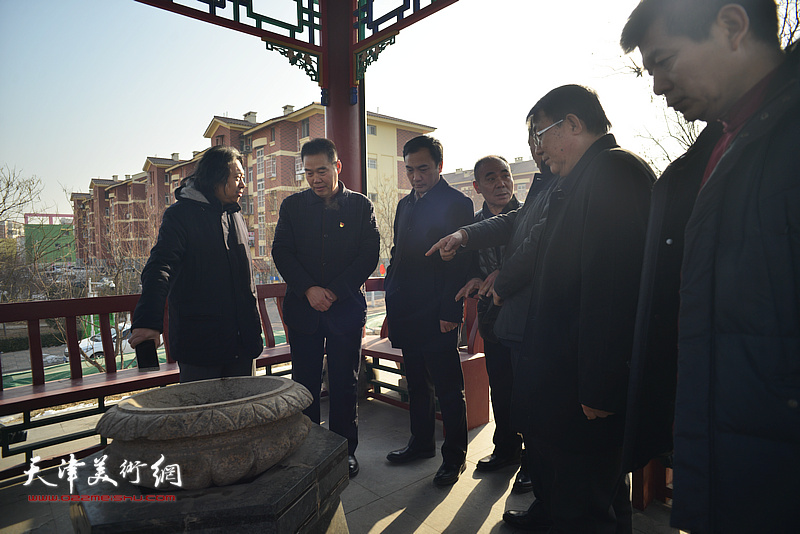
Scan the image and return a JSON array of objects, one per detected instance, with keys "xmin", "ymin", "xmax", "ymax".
[
  {"xmin": 0, "ymin": 294, "xmax": 150, "ymax": 388},
  {"xmin": 0, "ymin": 279, "xmax": 385, "ymax": 389}
]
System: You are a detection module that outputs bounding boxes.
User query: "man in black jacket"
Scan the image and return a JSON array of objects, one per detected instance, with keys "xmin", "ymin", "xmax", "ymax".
[
  {"xmin": 620, "ymin": 2, "xmax": 800, "ymax": 531},
  {"xmin": 506, "ymin": 86, "xmax": 653, "ymax": 533},
  {"xmin": 384, "ymin": 135, "xmax": 474, "ymax": 486},
  {"xmin": 431, "ymin": 147, "xmax": 558, "ymax": 502},
  {"xmin": 453, "ymin": 155, "xmax": 526, "ymax": 479},
  {"xmin": 272, "ymin": 138, "xmax": 379, "ymax": 479},
  {"xmin": 130, "ymin": 146, "xmax": 263, "ymax": 383}
]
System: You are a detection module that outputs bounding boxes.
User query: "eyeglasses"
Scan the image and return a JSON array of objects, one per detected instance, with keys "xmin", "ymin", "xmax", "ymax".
[{"xmin": 531, "ymin": 119, "xmax": 564, "ymax": 148}]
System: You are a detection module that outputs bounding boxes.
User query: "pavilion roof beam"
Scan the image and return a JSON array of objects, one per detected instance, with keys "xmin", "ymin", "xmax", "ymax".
[
  {"xmin": 133, "ymin": 0, "xmax": 322, "ymax": 55},
  {"xmin": 355, "ymin": 0, "xmax": 461, "ymax": 50}
]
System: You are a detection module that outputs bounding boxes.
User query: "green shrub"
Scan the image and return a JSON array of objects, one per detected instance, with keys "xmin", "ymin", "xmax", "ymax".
[{"xmin": 0, "ymin": 337, "xmax": 29, "ymax": 352}]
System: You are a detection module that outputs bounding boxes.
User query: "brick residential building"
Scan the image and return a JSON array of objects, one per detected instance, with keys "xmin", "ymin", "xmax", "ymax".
[
  {"xmin": 239, "ymin": 103, "xmax": 434, "ymax": 281},
  {"xmin": 71, "ymin": 104, "xmax": 435, "ymax": 282}
]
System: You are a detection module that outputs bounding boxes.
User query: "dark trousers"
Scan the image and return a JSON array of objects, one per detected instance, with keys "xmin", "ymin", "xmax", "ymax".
[
  {"xmin": 528, "ymin": 437, "xmax": 632, "ymax": 534},
  {"xmin": 402, "ymin": 347, "xmax": 467, "ymax": 466},
  {"xmin": 483, "ymin": 337, "xmax": 521, "ymax": 455},
  {"xmin": 501, "ymin": 338, "xmax": 529, "ymax": 475},
  {"xmin": 178, "ymin": 357, "xmax": 254, "ymax": 383},
  {"xmin": 287, "ymin": 319, "xmax": 361, "ymax": 455}
]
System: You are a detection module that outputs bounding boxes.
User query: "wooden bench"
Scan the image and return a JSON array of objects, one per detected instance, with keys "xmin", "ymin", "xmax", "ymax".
[
  {"xmin": 361, "ymin": 278, "xmax": 490, "ymax": 430},
  {"xmin": 253, "ymin": 282, "xmax": 292, "ymax": 376},
  {"xmin": 632, "ymin": 459, "xmax": 673, "ymax": 510}
]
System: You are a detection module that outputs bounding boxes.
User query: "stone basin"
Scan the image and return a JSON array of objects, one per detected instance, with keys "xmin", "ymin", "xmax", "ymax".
[{"xmin": 96, "ymin": 376, "xmax": 313, "ymax": 490}]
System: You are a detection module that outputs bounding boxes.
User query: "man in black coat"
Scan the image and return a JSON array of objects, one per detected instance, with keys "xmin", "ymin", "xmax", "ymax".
[
  {"xmin": 130, "ymin": 146, "xmax": 263, "ymax": 383},
  {"xmin": 621, "ymin": 2, "xmax": 800, "ymax": 531},
  {"xmin": 272, "ymin": 138, "xmax": 380, "ymax": 479},
  {"xmin": 429, "ymin": 148, "xmax": 558, "ymax": 500},
  {"xmin": 508, "ymin": 85, "xmax": 653, "ymax": 533},
  {"xmin": 384, "ymin": 135, "xmax": 474, "ymax": 486},
  {"xmin": 455, "ymin": 155, "xmax": 523, "ymax": 475}
]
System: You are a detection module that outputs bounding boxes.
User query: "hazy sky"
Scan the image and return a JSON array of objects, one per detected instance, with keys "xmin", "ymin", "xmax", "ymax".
[{"xmin": 0, "ymin": 0, "xmax": 678, "ymax": 215}]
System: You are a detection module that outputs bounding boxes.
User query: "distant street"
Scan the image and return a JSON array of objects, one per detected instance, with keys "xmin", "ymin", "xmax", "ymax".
[{"xmin": 0, "ymin": 344, "xmax": 68, "ymax": 374}]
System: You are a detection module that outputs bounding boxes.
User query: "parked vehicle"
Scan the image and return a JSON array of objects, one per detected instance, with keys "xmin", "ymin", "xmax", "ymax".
[{"xmin": 64, "ymin": 325, "xmax": 135, "ymax": 359}]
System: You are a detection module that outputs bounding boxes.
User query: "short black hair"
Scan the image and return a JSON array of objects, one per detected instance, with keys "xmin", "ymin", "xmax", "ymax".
[
  {"xmin": 193, "ymin": 146, "xmax": 241, "ymax": 201},
  {"xmin": 403, "ymin": 135, "xmax": 444, "ymax": 166},
  {"xmin": 620, "ymin": 0, "xmax": 780, "ymax": 53},
  {"xmin": 300, "ymin": 138, "xmax": 338, "ymax": 163},
  {"xmin": 530, "ymin": 85, "xmax": 612, "ymax": 136},
  {"xmin": 473, "ymin": 155, "xmax": 510, "ymax": 182}
]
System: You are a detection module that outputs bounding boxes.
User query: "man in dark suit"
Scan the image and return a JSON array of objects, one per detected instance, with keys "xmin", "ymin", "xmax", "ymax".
[
  {"xmin": 383, "ymin": 135, "xmax": 474, "ymax": 486},
  {"xmin": 272, "ymin": 138, "xmax": 380, "ymax": 479}
]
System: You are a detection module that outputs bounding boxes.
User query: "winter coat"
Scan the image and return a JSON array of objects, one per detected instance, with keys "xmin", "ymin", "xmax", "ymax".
[
  {"xmin": 670, "ymin": 45, "xmax": 800, "ymax": 533},
  {"xmin": 621, "ymin": 121, "xmax": 723, "ymax": 474},
  {"xmin": 462, "ymin": 172, "xmax": 558, "ymax": 343},
  {"xmin": 132, "ymin": 180, "xmax": 263, "ymax": 365},
  {"xmin": 469, "ymin": 196, "xmax": 521, "ymax": 280},
  {"xmin": 519, "ymin": 134, "xmax": 654, "ymax": 453},
  {"xmin": 384, "ymin": 178, "xmax": 473, "ymax": 350},
  {"xmin": 271, "ymin": 184, "xmax": 380, "ymax": 335},
  {"xmin": 468, "ymin": 196, "xmax": 521, "ymax": 344}
]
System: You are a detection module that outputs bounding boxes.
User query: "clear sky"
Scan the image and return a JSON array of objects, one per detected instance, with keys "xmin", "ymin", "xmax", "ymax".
[{"xmin": 0, "ymin": 0, "xmax": 679, "ymax": 215}]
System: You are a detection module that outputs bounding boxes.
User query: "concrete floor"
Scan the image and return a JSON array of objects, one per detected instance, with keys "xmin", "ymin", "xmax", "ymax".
[{"xmin": 0, "ymin": 397, "xmax": 680, "ymax": 533}]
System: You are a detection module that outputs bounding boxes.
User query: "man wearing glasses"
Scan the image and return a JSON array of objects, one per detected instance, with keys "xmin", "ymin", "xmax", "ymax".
[{"xmin": 505, "ymin": 85, "xmax": 653, "ymax": 533}]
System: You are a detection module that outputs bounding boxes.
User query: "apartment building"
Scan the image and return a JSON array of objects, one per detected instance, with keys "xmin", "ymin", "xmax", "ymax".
[
  {"xmin": 143, "ymin": 154, "xmax": 184, "ymax": 214},
  {"xmin": 71, "ymin": 104, "xmax": 434, "ymax": 281},
  {"xmin": 72, "ymin": 173, "xmax": 150, "ymax": 268},
  {"xmin": 238, "ymin": 103, "xmax": 434, "ymax": 281}
]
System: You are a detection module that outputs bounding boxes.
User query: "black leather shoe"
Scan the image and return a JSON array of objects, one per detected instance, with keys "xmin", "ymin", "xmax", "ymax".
[
  {"xmin": 433, "ymin": 463, "xmax": 467, "ymax": 486},
  {"xmin": 475, "ymin": 451, "xmax": 521, "ymax": 472},
  {"xmin": 433, "ymin": 462, "xmax": 466, "ymax": 486},
  {"xmin": 502, "ymin": 500, "xmax": 551, "ymax": 531},
  {"xmin": 386, "ymin": 446, "xmax": 436, "ymax": 464},
  {"xmin": 348, "ymin": 455, "xmax": 359, "ymax": 478},
  {"xmin": 512, "ymin": 467, "xmax": 533, "ymax": 493}
]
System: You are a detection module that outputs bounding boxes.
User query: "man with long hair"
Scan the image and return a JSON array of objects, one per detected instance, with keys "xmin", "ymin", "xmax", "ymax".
[{"xmin": 130, "ymin": 146, "xmax": 263, "ymax": 383}]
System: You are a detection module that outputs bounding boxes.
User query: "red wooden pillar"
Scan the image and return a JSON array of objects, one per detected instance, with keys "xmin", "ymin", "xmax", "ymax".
[{"xmin": 322, "ymin": 0, "xmax": 365, "ymax": 194}]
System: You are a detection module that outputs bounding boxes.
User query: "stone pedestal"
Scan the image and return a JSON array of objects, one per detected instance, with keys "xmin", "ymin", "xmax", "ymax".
[
  {"xmin": 96, "ymin": 376, "xmax": 314, "ymax": 490},
  {"xmin": 70, "ymin": 425, "xmax": 349, "ymax": 533}
]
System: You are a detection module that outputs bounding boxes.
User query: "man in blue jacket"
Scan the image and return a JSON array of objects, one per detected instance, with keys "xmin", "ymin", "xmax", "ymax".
[
  {"xmin": 272, "ymin": 138, "xmax": 379, "ymax": 478},
  {"xmin": 620, "ymin": 1, "xmax": 800, "ymax": 531},
  {"xmin": 130, "ymin": 146, "xmax": 263, "ymax": 383},
  {"xmin": 384, "ymin": 135, "xmax": 474, "ymax": 486}
]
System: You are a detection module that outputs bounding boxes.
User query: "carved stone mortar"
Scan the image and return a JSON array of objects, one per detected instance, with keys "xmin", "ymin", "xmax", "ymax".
[{"xmin": 96, "ymin": 376, "xmax": 313, "ymax": 490}]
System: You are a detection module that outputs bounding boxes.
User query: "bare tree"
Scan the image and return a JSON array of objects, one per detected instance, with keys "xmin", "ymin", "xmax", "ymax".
[
  {"xmin": 779, "ymin": 0, "xmax": 800, "ymax": 46},
  {"xmin": 623, "ymin": 0, "xmax": 798, "ymax": 171},
  {"xmin": 0, "ymin": 167, "xmax": 46, "ymax": 303},
  {"xmin": 0, "ymin": 165, "xmax": 43, "ymax": 222},
  {"xmin": 369, "ymin": 174, "xmax": 401, "ymax": 266}
]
